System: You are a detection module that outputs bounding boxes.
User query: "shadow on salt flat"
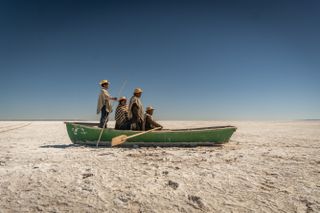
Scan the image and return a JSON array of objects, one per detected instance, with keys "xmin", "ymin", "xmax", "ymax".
[{"xmin": 40, "ymin": 144, "xmax": 81, "ymax": 149}]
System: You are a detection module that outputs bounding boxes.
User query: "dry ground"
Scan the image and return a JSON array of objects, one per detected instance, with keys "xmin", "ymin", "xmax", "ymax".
[{"xmin": 0, "ymin": 121, "xmax": 319, "ymax": 212}]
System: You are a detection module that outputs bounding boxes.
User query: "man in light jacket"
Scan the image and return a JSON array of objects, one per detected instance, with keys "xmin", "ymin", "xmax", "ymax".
[{"xmin": 97, "ymin": 80, "xmax": 117, "ymax": 128}]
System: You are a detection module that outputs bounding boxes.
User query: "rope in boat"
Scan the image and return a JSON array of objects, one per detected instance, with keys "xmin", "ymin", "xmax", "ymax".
[{"xmin": 0, "ymin": 123, "xmax": 31, "ymax": 134}]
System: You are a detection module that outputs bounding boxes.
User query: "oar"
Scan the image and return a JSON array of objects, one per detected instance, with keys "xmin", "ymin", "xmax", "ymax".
[
  {"xmin": 96, "ymin": 119, "xmax": 108, "ymax": 148},
  {"xmin": 96, "ymin": 80, "xmax": 127, "ymax": 148},
  {"xmin": 111, "ymin": 127, "xmax": 162, "ymax": 147}
]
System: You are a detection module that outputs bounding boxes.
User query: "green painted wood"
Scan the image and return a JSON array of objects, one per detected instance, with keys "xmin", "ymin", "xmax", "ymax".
[{"xmin": 65, "ymin": 122, "xmax": 237, "ymax": 147}]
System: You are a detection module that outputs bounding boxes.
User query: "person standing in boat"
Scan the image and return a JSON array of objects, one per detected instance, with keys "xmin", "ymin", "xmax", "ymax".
[
  {"xmin": 128, "ymin": 88, "xmax": 144, "ymax": 131},
  {"xmin": 144, "ymin": 106, "xmax": 163, "ymax": 131},
  {"xmin": 115, "ymin": 96, "xmax": 131, "ymax": 130},
  {"xmin": 97, "ymin": 80, "xmax": 117, "ymax": 128}
]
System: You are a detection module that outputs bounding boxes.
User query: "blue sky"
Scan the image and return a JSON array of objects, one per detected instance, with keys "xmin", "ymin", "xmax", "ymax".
[{"xmin": 0, "ymin": 0, "xmax": 319, "ymax": 120}]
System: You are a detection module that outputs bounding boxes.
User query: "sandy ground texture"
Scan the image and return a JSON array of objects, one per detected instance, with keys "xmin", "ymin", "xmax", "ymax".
[{"xmin": 0, "ymin": 121, "xmax": 319, "ymax": 213}]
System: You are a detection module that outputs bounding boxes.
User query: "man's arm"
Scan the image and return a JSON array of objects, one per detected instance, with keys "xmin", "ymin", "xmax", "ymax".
[
  {"xmin": 146, "ymin": 116, "xmax": 163, "ymax": 129},
  {"xmin": 124, "ymin": 108, "xmax": 129, "ymax": 120},
  {"xmin": 102, "ymin": 90, "xmax": 117, "ymax": 101}
]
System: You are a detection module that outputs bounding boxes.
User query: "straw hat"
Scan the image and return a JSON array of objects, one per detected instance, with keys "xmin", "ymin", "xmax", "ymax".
[
  {"xmin": 118, "ymin": 96, "xmax": 127, "ymax": 102},
  {"xmin": 99, "ymin": 80, "xmax": 109, "ymax": 85},
  {"xmin": 134, "ymin": 88, "xmax": 143, "ymax": 94},
  {"xmin": 146, "ymin": 106, "xmax": 155, "ymax": 112}
]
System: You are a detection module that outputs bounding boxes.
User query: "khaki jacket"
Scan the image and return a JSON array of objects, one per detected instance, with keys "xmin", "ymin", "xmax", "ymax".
[
  {"xmin": 128, "ymin": 96, "xmax": 144, "ymax": 120},
  {"xmin": 97, "ymin": 89, "xmax": 112, "ymax": 114}
]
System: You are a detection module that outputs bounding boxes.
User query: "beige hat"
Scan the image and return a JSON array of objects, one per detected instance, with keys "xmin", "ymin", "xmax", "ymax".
[
  {"xmin": 146, "ymin": 106, "xmax": 155, "ymax": 112},
  {"xmin": 134, "ymin": 88, "xmax": 143, "ymax": 94},
  {"xmin": 118, "ymin": 96, "xmax": 127, "ymax": 102},
  {"xmin": 99, "ymin": 80, "xmax": 109, "ymax": 85}
]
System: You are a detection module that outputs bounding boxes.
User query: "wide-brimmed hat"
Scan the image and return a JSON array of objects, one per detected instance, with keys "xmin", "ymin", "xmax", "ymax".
[
  {"xmin": 99, "ymin": 80, "xmax": 109, "ymax": 85},
  {"xmin": 146, "ymin": 106, "xmax": 155, "ymax": 112},
  {"xmin": 134, "ymin": 88, "xmax": 143, "ymax": 94},
  {"xmin": 118, "ymin": 96, "xmax": 127, "ymax": 102}
]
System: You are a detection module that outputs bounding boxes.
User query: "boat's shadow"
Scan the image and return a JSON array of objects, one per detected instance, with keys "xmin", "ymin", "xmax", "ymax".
[
  {"xmin": 39, "ymin": 144, "xmax": 128, "ymax": 149},
  {"xmin": 40, "ymin": 144, "xmax": 81, "ymax": 149},
  {"xmin": 40, "ymin": 143, "xmax": 226, "ymax": 149}
]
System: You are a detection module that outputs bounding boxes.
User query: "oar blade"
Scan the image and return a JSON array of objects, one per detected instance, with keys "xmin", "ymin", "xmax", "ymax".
[{"xmin": 111, "ymin": 135, "xmax": 128, "ymax": 147}]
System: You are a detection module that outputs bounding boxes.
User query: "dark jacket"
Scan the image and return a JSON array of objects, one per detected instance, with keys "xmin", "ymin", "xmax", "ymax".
[
  {"xmin": 131, "ymin": 103, "xmax": 144, "ymax": 130},
  {"xmin": 144, "ymin": 113, "xmax": 163, "ymax": 131}
]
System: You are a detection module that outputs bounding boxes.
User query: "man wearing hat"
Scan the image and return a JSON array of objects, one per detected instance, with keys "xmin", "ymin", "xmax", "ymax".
[
  {"xmin": 128, "ymin": 88, "xmax": 144, "ymax": 130},
  {"xmin": 97, "ymin": 80, "xmax": 117, "ymax": 128},
  {"xmin": 144, "ymin": 106, "xmax": 163, "ymax": 131},
  {"xmin": 115, "ymin": 96, "xmax": 130, "ymax": 130}
]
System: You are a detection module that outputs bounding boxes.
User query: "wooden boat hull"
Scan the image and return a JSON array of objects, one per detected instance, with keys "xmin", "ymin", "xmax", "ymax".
[{"xmin": 65, "ymin": 122, "xmax": 237, "ymax": 147}]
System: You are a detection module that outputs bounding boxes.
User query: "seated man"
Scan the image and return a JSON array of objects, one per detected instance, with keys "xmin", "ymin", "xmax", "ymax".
[
  {"xmin": 115, "ymin": 96, "xmax": 130, "ymax": 130},
  {"xmin": 144, "ymin": 106, "xmax": 163, "ymax": 131}
]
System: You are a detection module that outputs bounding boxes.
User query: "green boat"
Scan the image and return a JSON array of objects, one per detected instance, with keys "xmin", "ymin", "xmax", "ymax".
[{"xmin": 65, "ymin": 122, "xmax": 237, "ymax": 147}]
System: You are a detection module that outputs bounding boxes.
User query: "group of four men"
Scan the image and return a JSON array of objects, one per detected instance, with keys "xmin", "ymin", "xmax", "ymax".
[{"xmin": 97, "ymin": 80, "xmax": 163, "ymax": 131}]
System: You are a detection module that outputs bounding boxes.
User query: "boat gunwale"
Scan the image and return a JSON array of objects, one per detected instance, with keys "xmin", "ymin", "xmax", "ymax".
[{"xmin": 65, "ymin": 122, "xmax": 237, "ymax": 132}]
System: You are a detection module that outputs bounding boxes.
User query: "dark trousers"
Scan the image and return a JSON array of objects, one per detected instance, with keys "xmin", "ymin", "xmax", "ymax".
[
  {"xmin": 99, "ymin": 105, "xmax": 109, "ymax": 128},
  {"xmin": 130, "ymin": 118, "xmax": 144, "ymax": 131}
]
